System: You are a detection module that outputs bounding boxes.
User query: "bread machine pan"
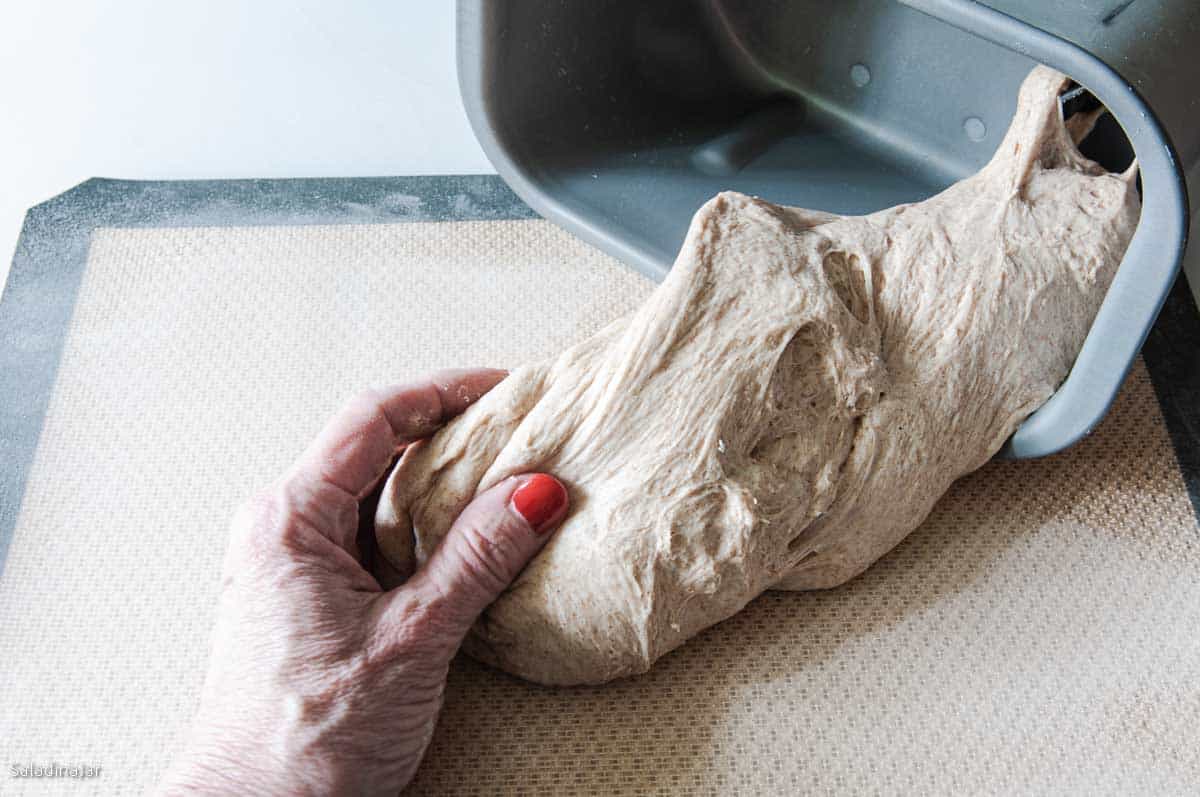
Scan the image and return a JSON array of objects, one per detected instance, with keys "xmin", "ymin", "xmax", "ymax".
[{"xmin": 456, "ymin": 0, "xmax": 1195, "ymax": 458}]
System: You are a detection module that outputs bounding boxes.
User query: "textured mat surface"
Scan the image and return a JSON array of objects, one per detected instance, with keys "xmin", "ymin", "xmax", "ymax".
[{"xmin": 1, "ymin": 177, "xmax": 1197, "ymax": 795}]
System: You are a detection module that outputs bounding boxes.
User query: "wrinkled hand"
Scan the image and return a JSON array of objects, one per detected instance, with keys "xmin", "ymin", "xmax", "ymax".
[{"xmin": 159, "ymin": 369, "xmax": 569, "ymax": 795}]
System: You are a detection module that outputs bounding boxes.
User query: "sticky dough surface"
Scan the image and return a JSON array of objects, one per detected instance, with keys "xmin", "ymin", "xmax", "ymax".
[{"xmin": 375, "ymin": 67, "xmax": 1140, "ymax": 685}]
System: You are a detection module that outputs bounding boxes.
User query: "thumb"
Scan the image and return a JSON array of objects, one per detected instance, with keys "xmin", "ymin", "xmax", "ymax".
[{"xmin": 384, "ymin": 474, "xmax": 569, "ymax": 646}]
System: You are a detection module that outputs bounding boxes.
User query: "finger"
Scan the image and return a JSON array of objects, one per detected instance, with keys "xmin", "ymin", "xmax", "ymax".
[
  {"xmin": 374, "ymin": 474, "xmax": 569, "ymax": 650},
  {"xmin": 288, "ymin": 368, "xmax": 507, "ymax": 501}
]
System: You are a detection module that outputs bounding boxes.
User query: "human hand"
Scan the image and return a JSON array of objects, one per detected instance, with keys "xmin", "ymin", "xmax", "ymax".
[{"xmin": 158, "ymin": 369, "xmax": 569, "ymax": 795}]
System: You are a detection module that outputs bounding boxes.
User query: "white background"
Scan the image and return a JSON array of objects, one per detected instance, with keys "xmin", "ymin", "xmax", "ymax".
[{"xmin": 0, "ymin": 1, "xmax": 494, "ymax": 292}]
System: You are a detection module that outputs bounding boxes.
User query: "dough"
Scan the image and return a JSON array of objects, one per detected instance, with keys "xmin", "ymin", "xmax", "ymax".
[{"xmin": 375, "ymin": 67, "xmax": 1139, "ymax": 685}]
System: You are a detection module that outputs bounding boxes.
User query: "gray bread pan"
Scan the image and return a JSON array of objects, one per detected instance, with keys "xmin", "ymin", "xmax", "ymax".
[{"xmin": 456, "ymin": 0, "xmax": 1197, "ymax": 457}]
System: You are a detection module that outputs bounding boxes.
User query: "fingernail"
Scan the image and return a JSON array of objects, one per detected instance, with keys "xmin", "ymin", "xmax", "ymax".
[{"xmin": 510, "ymin": 474, "xmax": 569, "ymax": 534}]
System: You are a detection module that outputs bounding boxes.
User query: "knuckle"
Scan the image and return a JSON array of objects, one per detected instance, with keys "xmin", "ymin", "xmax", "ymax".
[
  {"xmin": 230, "ymin": 485, "xmax": 309, "ymax": 554},
  {"xmin": 450, "ymin": 521, "xmax": 522, "ymax": 595},
  {"xmin": 345, "ymin": 387, "xmax": 386, "ymax": 419},
  {"xmin": 230, "ymin": 488, "xmax": 282, "ymax": 545},
  {"xmin": 238, "ymin": 487, "xmax": 279, "ymax": 523},
  {"xmin": 404, "ymin": 605, "xmax": 460, "ymax": 652},
  {"xmin": 330, "ymin": 388, "xmax": 394, "ymax": 441},
  {"xmin": 369, "ymin": 594, "xmax": 459, "ymax": 665}
]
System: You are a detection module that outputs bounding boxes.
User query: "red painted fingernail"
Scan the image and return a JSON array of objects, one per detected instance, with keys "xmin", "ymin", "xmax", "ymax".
[{"xmin": 511, "ymin": 474, "xmax": 569, "ymax": 534}]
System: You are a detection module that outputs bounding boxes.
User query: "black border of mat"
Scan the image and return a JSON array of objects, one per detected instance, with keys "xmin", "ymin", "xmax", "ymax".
[
  {"xmin": 1142, "ymin": 275, "xmax": 1200, "ymax": 517},
  {"xmin": 1, "ymin": 174, "xmax": 1197, "ymax": 574}
]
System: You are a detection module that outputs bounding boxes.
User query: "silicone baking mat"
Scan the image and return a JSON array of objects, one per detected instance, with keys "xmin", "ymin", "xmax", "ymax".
[{"xmin": 1, "ymin": 176, "xmax": 1198, "ymax": 794}]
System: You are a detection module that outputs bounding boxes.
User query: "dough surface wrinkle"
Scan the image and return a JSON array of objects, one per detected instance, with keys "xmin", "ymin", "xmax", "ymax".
[{"xmin": 375, "ymin": 66, "xmax": 1140, "ymax": 685}]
